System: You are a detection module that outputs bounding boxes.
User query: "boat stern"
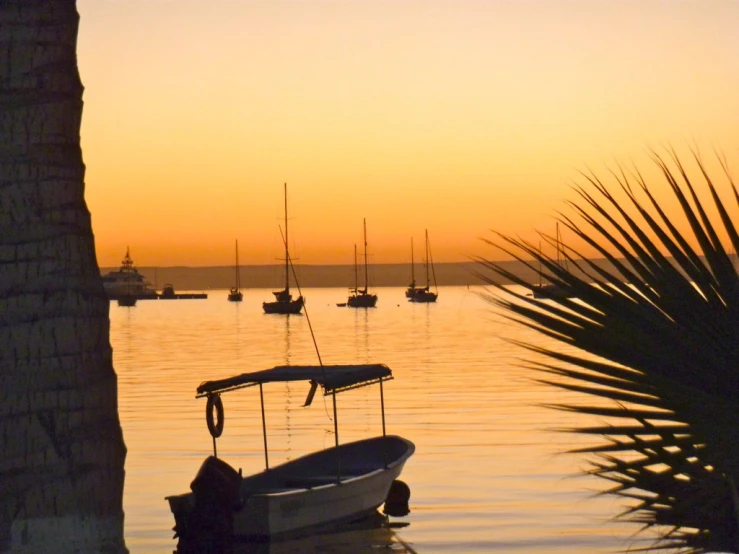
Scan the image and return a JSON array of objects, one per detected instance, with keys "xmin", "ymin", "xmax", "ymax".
[{"xmin": 167, "ymin": 456, "xmax": 244, "ymax": 541}]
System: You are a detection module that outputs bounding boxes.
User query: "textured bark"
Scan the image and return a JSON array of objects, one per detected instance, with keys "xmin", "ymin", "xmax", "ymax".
[{"xmin": 0, "ymin": 2, "xmax": 127, "ymax": 552}]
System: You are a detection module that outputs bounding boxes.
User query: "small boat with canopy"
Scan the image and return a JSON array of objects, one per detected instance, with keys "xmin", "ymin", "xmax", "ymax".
[{"xmin": 166, "ymin": 363, "xmax": 414, "ymax": 540}]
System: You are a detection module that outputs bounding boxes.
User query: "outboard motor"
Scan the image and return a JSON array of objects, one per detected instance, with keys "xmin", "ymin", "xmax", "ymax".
[
  {"xmin": 190, "ymin": 455, "xmax": 242, "ymax": 509},
  {"xmin": 173, "ymin": 456, "xmax": 242, "ymax": 553}
]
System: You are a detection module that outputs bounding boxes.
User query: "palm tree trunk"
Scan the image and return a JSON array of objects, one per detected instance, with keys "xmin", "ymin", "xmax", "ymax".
[{"xmin": 0, "ymin": 2, "xmax": 127, "ymax": 552}]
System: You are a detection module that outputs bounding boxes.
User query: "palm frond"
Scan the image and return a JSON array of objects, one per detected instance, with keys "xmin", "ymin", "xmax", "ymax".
[{"xmin": 479, "ymin": 151, "xmax": 739, "ymax": 553}]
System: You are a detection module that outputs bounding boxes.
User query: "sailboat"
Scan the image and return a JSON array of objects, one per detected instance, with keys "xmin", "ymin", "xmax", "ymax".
[
  {"xmin": 347, "ymin": 219, "xmax": 377, "ymax": 308},
  {"xmin": 405, "ymin": 237, "xmax": 423, "ymax": 299},
  {"xmin": 532, "ymin": 222, "xmax": 572, "ymax": 300},
  {"xmin": 263, "ymin": 184, "xmax": 304, "ymax": 315},
  {"xmin": 227, "ymin": 239, "xmax": 243, "ymax": 302},
  {"xmin": 409, "ymin": 229, "xmax": 438, "ymax": 303}
]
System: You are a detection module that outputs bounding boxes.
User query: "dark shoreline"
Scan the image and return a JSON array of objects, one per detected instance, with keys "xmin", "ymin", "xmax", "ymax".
[{"xmin": 100, "ymin": 260, "xmax": 612, "ymax": 291}]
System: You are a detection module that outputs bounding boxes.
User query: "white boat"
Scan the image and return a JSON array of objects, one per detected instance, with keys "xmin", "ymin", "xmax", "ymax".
[
  {"xmin": 101, "ymin": 246, "xmax": 158, "ymax": 300},
  {"xmin": 166, "ymin": 364, "xmax": 414, "ymax": 540}
]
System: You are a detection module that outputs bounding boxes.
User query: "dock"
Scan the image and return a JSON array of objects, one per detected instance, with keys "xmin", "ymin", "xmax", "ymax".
[
  {"xmin": 156, "ymin": 284, "xmax": 207, "ymax": 300},
  {"xmin": 158, "ymin": 292, "xmax": 208, "ymax": 300}
]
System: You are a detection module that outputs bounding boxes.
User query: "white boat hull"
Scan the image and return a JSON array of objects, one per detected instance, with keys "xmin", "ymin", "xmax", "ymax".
[
  {"xmin": 238, "ymin": 458, "xmax": 406, "ymax": 536},
  {"xmin": 167, "ymin": 435, "xmax": 414, "ymax": 539}
]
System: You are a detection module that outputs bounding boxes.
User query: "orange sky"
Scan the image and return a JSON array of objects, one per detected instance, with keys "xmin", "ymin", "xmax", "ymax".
[{"xmin": 76, "ymin": 0, "xmax": 739, "ymax": 267}]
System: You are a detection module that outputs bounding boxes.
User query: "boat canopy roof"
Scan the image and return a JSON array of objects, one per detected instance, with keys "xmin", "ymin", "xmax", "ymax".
[{"xmin": 196, "ymin": 364, "xmax": 392, "ymax": 397}]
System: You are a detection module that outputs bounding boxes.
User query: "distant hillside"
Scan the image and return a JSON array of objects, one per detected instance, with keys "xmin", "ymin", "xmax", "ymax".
[{"xmin": 100, "ymin": 260, "xmax": 616, "ymax": 291}]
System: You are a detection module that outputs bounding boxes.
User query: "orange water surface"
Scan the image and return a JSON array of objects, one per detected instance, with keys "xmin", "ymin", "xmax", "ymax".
[{"xmin": 113, "ymin": 286, "xmax": 642, "ymax": 553}]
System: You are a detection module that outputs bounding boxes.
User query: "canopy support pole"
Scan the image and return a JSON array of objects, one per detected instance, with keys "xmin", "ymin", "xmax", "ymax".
[
  {"xmin": 380, "ymin": 378, "xmax": 387, "ymax": 437},
  {"xmin": 333, "ymin": 392, "xmax": 341, "ymax": 483},
  {"xmin": 259, "ymin": 383, "xmax": 269, "ymax": 470},
  {"xmin": 380, "ymin": 378, "xmax": 388, "ymax": 468}
]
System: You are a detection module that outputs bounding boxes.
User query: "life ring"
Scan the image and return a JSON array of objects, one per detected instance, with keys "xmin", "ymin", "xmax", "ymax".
[{"xmin": 206, "ymin": 394, "xmax": 224, "ymax": 438}]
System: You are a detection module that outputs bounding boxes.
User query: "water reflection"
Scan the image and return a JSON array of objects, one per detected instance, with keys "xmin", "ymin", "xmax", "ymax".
[
  {"xmin": 232, "ymin": 297, "xmax": 242, "ymax": 358},
  {"xmin": 112, "ymin": 287, "xmax": 630, "ymax": 553},
  {"xmin": 354, "ymin": 307, "xmax": 370, "ymax": 362},
  {"xmin": 173, "ymin": 510, "xmax": 413, "ymax": 554},
  {"xmin": 283, "ymin": 317, "xmax": 293, "ymax": 459}
]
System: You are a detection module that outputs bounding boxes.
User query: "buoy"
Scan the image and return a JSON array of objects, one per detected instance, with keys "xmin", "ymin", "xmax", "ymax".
[
  {"xmin": 206, "ymin": 394, "xmax": 224, "ymax": 438},
  {"xmin": 383, "ymin": 479, "xmax": 411, "ymax": 517}
]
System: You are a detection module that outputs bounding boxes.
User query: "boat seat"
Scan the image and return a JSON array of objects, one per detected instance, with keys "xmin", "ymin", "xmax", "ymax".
[
  {"xmin": 249, "ymin": 486, "xmax": 296, "ymax": 495},
  {"xmin": 282, "ymin": 468, "xmax": 381, "ymax": 488},
  {"xmin": 283, "ymin": 476, "xmax": 339, "ymax": 488},
  {"xmin": 340, "ymin": 467, "xmax": 381, "ymax": 476}
]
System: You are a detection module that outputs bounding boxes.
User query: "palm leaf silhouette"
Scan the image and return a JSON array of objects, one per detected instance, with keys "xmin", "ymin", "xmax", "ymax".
[{"xmin": 477, "ymin": 151, "xmax": 739, "ymax": 553}]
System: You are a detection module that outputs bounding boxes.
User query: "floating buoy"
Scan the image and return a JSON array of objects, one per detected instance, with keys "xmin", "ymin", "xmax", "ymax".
[
  {"xmin": 206, "ymin": 394, "xmax": 224, "ymax": 438},
  {"xmin": 383, "ymin": 479, "xmax": 411, "ymax": 517}
]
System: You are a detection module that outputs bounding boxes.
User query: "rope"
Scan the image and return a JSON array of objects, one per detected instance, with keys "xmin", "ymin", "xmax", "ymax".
[{"xmin": 278, "ymin": 225, "xmax": 323, "ymax": 367}]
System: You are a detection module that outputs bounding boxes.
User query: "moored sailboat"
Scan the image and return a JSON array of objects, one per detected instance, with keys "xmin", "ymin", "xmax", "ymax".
[
  {"xmin": 532, "ymin": 222, "xmax": 572, "ymax": 300},
  {"xmin": 227, "ymin": 239, "xmax": 243, "ymax": 302},
  {"xmin": 263, "ymin": 184, "xmax": 304, "ymax": 314},
  {"xmin": 409, "ymin": 229, "xmax": 438, "ymax": 303},
  {"xmin": 405, "ymin": 237, "xmax": 423, "ymax": 299},
  {"xmin": 347, "ymin": 219, "xmax": 377, "ymax": 308}
]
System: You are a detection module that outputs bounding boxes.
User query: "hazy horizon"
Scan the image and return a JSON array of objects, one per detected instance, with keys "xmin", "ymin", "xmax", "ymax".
[{"xmin": 100, "ymin": 259, "xmax": 607, "ymax": 290}]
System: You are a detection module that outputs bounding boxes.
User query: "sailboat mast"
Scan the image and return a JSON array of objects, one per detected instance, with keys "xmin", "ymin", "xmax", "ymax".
[
  {"xmin": 411, "ymin": 237, "xmax": 415, "ymax": 285},
  {"xmin": 353, "ymin": 244, "xmax": 358, "ymax": 294},
  {"xmin": 235, "ymin": 239, "xmax": 240, "ymax": 290},
  {"xmin": 363, "ymin": 218, "xmax": 369, "ymax": 292},
  {"xmin": 283, "ymin": 183, "xmax": 289, "ymax": 292},
  {"xmin": 556, "ymin": 222, "xmax": 568, "ymax": 272},
  {"xmin": 425, "ymin": 229, "xmax": 430, "ymax": 288},
  {"xmin": 538, "ymin": 240, "xmax": 542, "ymax": 287}
]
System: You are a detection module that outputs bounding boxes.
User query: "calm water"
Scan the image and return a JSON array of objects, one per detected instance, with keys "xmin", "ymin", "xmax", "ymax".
[{"xmin": 112, "ymin": 286, "xmax": 640, "ymax": 553}]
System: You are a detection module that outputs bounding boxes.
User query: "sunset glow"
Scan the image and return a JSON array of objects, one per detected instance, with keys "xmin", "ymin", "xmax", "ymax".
[{"xmin": 77, "ymin": 0, "xmax": 739, "ymax": 267}]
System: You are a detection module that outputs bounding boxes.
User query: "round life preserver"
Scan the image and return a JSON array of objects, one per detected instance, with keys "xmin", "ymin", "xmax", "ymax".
[{"xmin": 206, "ymin": 394, "xmax": 224, "ymax": 438}]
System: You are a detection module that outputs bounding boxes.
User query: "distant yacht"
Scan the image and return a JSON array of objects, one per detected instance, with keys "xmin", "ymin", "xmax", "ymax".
[
  {"xmin": 117, "ymin": 294, "xmax": 137, "ymax": 307},
  {"xmin": 408, "ymin": 230, "xmax": 438, "ymax": 303},
  {"xmin": 101, "ymin": 247, "xmax": 157, "ymax": 300},
  {"xmin": 228, "ymin": 239, "xmax": 243, "ymax": 302},
  {"xmin": 347, "ymin": 219, "xmax": 377, "ymax": 308},
  {"xmin": 263, "ymin": 184, "xmax": 304, "ymax": 315}
]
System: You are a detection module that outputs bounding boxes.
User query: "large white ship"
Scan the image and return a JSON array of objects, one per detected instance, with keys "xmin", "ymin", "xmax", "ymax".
[{"xmin": 101, "ymin": 247, "xmax": 158, "ymax": 300}]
